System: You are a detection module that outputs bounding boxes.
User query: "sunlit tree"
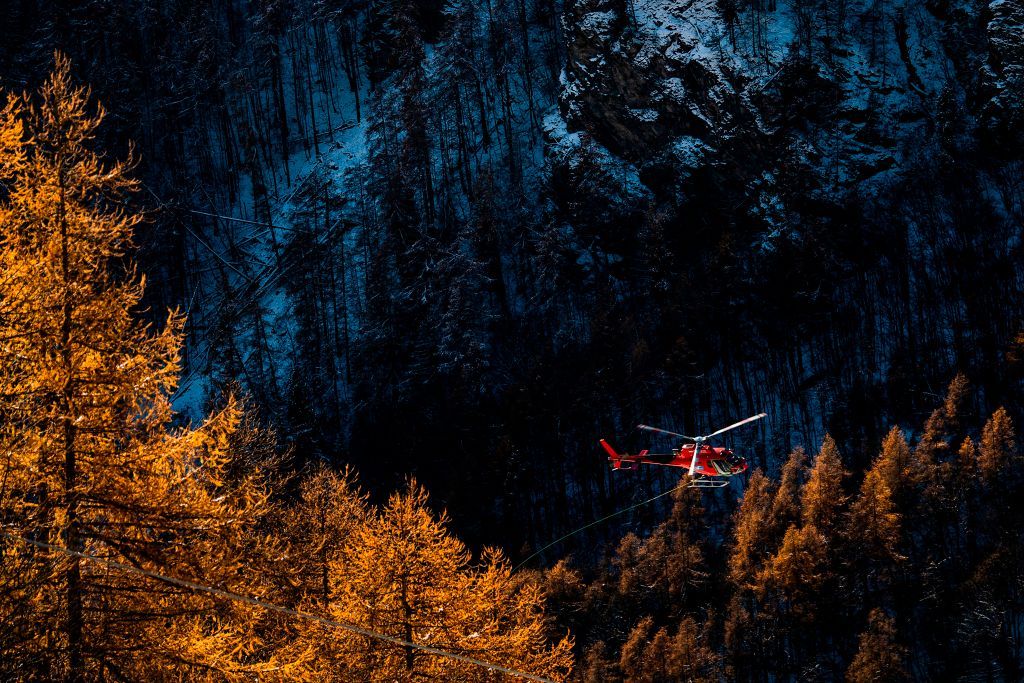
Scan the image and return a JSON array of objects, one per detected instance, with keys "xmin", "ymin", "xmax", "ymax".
[
  {"xmin": 770, "ymin": 446, "xmax": 807, "ymax": 532},
  {"xmin": 0, "ymin": 54, "xmax": 289, "ymax": 680},
  {"xmin": 801, "ymin": 435, "xmax": 847, "ymax": 534},
  {"xmin": 979, "ymin": 407, "xmax": 1015, "ymax": 482},
  {"xmin": 728, "ymin": 469, "xmax": 775, "ymax": 588},
  {"xmin": 845, "ymin": 608, "xmax": 909, "ymax": 682},
  {"xmin": 303, "ymin": 480, "xmax": 573, "ymax": 681}
]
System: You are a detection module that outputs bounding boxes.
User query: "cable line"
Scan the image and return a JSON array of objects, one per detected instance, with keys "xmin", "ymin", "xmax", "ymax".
[
  {"xmin": 181, "ymin": 225, "xmax": 254, "ymax": 283},
  {"xmin": 0, "ymin": 529, "xmax": 558, "ymax": 683},
  {"xmin": 514, "ymin": 481, "xmax": 689, "ymax": 571},
  {"xmin": 185, "ymin": 208, "xmax": 303, "ymax": 234}
]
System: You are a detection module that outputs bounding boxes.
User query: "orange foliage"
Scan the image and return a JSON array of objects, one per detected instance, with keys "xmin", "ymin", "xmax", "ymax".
[
  {"xmin": 801, "ymin": 435, "xmax": 848, "ymax": 533},
  {"xmin": 979, "ymin": 407, "xmax": 1015, "ymax": 482},
  {"xmin": 847, "ymin": 462, "xmax": 903, "ymax": 564},
  {"xmin": 0, "ymin": 57, "xmax": 574, "ymax": 682},
  {"xmin": 770, "ymin": 447, "xmax": 807, "ymax": 530},
  {"xmin": 289, "ymin": 480, "xmax": 573, "ymax": 681},
  {"xmin": 0, "ymin": 53, "xmax": 292, "ymax": 680},
  {"xmin": 728, "ymin": 469, "xmax": 775, "ymax": 588},
  {"xmin": 845, "ymin": 609, "xmax": 909, "ymax": 682}
]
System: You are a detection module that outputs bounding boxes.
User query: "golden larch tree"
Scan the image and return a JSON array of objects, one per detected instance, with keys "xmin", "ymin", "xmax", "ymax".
[
  {"xmin": 958, "ymin": 436, "xmax": 979, "ymax": 477},
  {"xmin": 846, "ymin": 460, "xmax": 902, "ymax": 566},
  {"xmin": 911, "ymin": 374, "xmax": 969, "ymax": 494},
  {"xmin": 0, "ymin": 55, "xmax": 286, "ymax": 680},
  {"xmin": 275, "ymin": 465, "xmax": 367, "ymax": 608},
  {"xmin": 845, "ymin": 608, "xmax": 909, "ymax": 682},
  {"xmin": 466, "ymin": 548, "xmax": 578, "ymax": 679},
  {"xmin": 953, "ymin": 436, "xmax": 980, "ymax": 506},
  {"xmin": 303, "ymin": 480, "xmax": 573, "ymax": 681},
  {"xmin": 979, "ymin": 407, "xmax": 1015, "ymax": 481},
  {"xmin": 618, "ymin": 614, "xmax": 721, "ymax": 683},
  {"xmin": 619, "ymin": 616, "xmax": 659, "ymax": 682},
  {"xmin": 875, "ymin": 426, "xmax": 911, "ymax": 497},
  {"xmin": 728, "ymin": 469, "xmax": 775, "ymax": 588},
  {"xmin": 622, "ymin": 482, "xmax": 707, "ymax": 605},
  {"xmin": 758, "ymin": 524, "xmax": 829, "ymax": 622},
  {"xmin": 942, "ymin": 373, "xmax": 970, "ymax": 430},
  {"xmin": 770, "ymin": 446, "xmax": 807, "ymax": 532},
  {"xmin": 580, "ymin": 641, "xmax": 615, "ymax": 683},
  {"xmin": 801, "ymin": 435, "xmax": 847, "ymax": 533}
]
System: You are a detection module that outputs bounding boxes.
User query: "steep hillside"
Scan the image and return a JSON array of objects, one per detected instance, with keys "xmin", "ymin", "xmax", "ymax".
[{"xmin": 3, "ymin": 0, "xmax": 1022, "ymax": 556}]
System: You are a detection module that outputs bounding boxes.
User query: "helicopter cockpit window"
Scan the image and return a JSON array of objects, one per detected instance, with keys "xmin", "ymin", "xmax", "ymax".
[{"xmin": 711, "ymin": 459, "xmax": 733, "ymax": 476}]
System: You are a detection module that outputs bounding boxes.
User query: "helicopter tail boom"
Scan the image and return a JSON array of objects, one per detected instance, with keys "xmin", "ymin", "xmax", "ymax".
[
  {"xmin": 599, "ymin": 439, "xmax": 643, "ymax": 471},
  {"xmin": 599, "ymin": 439, "xmax": 622, "ymax": 469}
]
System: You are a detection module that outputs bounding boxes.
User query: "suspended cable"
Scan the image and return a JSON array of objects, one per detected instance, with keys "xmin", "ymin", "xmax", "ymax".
[
  {"xmin": 181, "ymin": 225, "xmax": 254, "ymax": 284},
  {"xmin": 185, "ymin": 208, "xmax": 304, "ymax": 234},
  {"xmin": 0, "ymin": 529, "xmax": 558, "ymax": 683},
  {"xmin": 513, "ymin": 481, "xmax": 688, "ymax": 571}
]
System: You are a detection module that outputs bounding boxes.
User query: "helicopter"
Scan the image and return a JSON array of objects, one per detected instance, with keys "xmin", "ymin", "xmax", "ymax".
[{"xmin": 600, "ymin": 413, "xmax": 767, "ymax": 488}]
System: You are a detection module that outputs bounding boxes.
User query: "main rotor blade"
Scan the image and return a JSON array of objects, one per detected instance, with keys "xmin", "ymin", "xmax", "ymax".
[
  {"xmin": 637, "ymin": 424, "xmax": 697, "ymax": 440},
  {"xmin": 705, "ymin": 413, "xmax": 767, "ymax": 439}
]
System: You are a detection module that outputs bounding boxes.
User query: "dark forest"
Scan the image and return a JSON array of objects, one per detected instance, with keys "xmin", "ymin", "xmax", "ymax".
[{"xmin": 1, "ymin": 0, "xmax": 1022, "ymax": 679}]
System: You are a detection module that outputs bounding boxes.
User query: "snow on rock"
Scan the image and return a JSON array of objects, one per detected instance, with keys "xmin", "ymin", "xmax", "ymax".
[
  {"xmin": 983, "ymin": 0, "xmax": 1024, "ymax": 149},
  {"xmin": 550, "ymin": 0, "xmax": 987, "ymax": 250},
  {"xmin": 559, "ymin": 0, "xmax": 753, "ymax": 164}
]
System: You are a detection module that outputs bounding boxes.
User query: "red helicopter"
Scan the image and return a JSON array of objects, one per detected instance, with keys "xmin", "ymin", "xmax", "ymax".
[{"xmin": 600, "ymin": 413, "xmax": 766, "ymax": 488}]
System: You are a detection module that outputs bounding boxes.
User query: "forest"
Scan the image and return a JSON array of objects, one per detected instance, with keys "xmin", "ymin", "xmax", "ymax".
[{"xmin": 1, "ymin": 0, "xmax": 1023, "ymax": 679}]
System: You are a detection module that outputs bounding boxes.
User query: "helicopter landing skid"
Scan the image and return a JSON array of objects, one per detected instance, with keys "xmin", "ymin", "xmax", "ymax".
[{"xmin": 688, "ymin": 477, "xmax": 729, "ymax": 489}]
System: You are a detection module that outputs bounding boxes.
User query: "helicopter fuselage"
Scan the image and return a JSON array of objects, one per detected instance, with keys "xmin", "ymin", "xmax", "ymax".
[{"xmin": 600, "ymin": 440, "xmax": 748, "ymax": 476}]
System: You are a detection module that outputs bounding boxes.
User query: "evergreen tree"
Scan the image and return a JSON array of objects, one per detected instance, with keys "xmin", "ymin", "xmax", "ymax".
[
  {"xmin": 759, "ymin": 523, "xmax": 829, "ymax": 622},
  {"xmin": 275, "ymin": 466, "xmax": 368, "ymax": 608},
  {"xmin": 875, "ymin": 426, "xmax": 911, "ymax": 498},
  {"xmin": 846, "ymin": 461, "xmax": 902, "ymax": 566},
  {"xmin": 911, "ymin": 374, "xmax": 969, "ymax": 495},
  {"xmin": 846, "ymin": 436, "xmax": 904, "ymax": 606}
]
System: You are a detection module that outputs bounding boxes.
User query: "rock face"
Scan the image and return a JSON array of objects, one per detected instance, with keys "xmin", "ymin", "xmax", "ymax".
[
  {"xmin": 984, "ymin": 0, "xmax": 1024, "ymax": 152},
  {"xmin": 547, "ymin": 0, "xmax": 1001, "ymax": 238},
  {"xmin": 560, "ymin": 0, "xmax": 754, "ymax": 164}
]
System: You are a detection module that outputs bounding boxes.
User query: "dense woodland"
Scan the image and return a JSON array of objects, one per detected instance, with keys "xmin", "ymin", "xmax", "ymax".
[{"xmin": 1, "ymin": 0, "xmax": 1023, "ymax": 679}]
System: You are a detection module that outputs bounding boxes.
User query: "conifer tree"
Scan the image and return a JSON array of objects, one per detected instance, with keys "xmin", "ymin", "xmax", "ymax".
[
  {"xmin": 0, "ymin": 54, "xmax": 285, "ymax": 680},
  {"xmin": 304, "ymin": 480, "xmax": 573, "ymax": 681},
  {"xmin": 759, "ymin": 524, "xmax": 829, "ymax": 621},
  {"xmin": 580, "ymin": 641, "xmax": 616, "ymax": 683},
  {"xmin": 728, "ymin": 469, "xmax": 775, "ymax": 588},
  {"xmin": 619, "ymin": 614, "xmax": 720, "ymax": 683},
  {"xmin": 846, "ymin": 462, "xmax": 902, "ymax": 566},
  {"xmin": 770, "ymin": 446, "xmax": 807, "ymax": 532},
  {"xmin": 875, "ymin": 426, "xmax": 911, "ymax": 497},
  {"xmin": 275, "ymin": 465, "xmax": 367, "ymax": 608},
  {"xmin": 652, "ymin": 483, "xmax": 708, "ymax": 603},
  {"xmin": 951, "ymin": 437, "xmax": 982, "ymax": 537},
  {"xmin": 979, "ymin": 407, "xmax": 1015, "ymax": 481},
  {"xmin": 958, "ymin": 436, "xmax": 979, "ymax": 477},
  {"xmin": 912, "ymin": 374, "xmax": 969, "ymax": 494},
  {"xmin": 801, "ymin": 435, "xmax": 848, "ymax": 533},
  {"xmin": 619, "ymin": 615, "xmax": 658, "ymax": 682},
  {"xmin": 845, "ymin": 608, "xmax": 909, "ymax": 682},
  {"xmin": 468, "ymin": 548, "xmax": 577, "ymax": 678}
]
